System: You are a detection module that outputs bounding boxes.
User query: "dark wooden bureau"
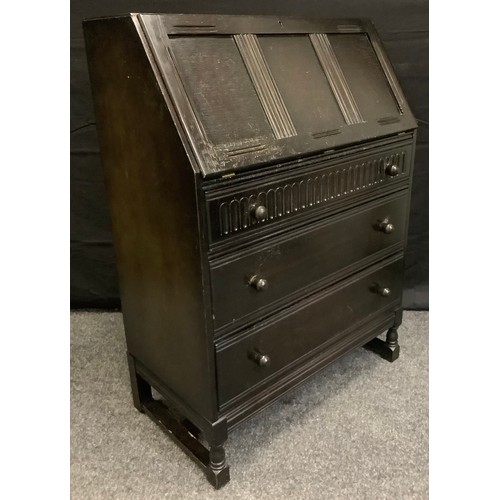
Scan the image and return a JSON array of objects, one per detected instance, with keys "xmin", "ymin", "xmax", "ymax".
[{"xmin": 84, "ymin": 13, "xmax": 417, "ymax": 489}]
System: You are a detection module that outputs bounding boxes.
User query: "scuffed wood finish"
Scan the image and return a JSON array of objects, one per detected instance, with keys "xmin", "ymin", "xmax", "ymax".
[
  {"xmin": 138, "ymin": 13, "xmax": 416, "ymax": 176},
  {"xmin": 84, "ymin": 13, "xmax": 417, "ymax": 489},
  {"xmin": 207, "ymin": 138, "xmax": 412, "ymax": 244}
]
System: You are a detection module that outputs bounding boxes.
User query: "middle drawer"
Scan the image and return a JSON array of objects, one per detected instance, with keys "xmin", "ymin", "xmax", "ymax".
[{"xmin": 210, "ymin": 191, "xmax": 408, "ymax": 332}]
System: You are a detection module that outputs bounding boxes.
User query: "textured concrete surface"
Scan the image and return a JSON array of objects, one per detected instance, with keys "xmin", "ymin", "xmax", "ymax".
[{"xmin": 71, "ymin": 311, "xmax": 428, "ymax": 499}]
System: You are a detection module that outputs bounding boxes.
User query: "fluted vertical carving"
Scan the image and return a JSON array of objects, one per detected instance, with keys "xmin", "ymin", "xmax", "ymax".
[{"xmin": 217, "ymin": 151, "xmax": 406, "ymax": 236}]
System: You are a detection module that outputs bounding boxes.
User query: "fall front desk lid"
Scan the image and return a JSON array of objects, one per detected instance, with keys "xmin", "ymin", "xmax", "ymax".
[{"xmin": 136, "ymin": 14, "xmax": 416, "ymax": 177}]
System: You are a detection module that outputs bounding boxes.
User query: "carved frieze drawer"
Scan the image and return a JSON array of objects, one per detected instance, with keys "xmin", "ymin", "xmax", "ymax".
[{"xmin": 205, "ymin": 141, "xmax": 412, "ymax": 245}]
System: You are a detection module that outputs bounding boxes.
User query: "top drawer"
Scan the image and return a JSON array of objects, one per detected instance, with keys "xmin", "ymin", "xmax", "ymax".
[{"xmin": 205, "ymin": 140, "xmax": 413, "ymax": 246}]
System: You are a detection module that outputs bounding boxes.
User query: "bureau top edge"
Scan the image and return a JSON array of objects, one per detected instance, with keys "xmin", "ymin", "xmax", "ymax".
[{"xmin": 85, "ymin": 14, "xmax": 377, "ymax": 33}]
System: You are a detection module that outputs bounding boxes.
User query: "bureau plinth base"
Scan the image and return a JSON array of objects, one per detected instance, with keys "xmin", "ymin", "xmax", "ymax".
[
  {"xmin": 364, "ymin": 327, "xmax": 400, "ymax": 362},
  {"xmin": 127, "ymin": 354, "xmax": 230, "ymax": 489}
]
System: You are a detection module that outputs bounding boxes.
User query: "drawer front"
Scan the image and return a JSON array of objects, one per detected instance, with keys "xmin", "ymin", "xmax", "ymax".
[
  {"xmin": 216, "ymin": 257, "xmax": 404, "ymax": 406},
  {"xmin": 211, "ymin": 191, "xmax": 408, "ymax": 331},
  {"xmin": 206, "ymin": 141, "xmax": 412, "ymax": 245}
]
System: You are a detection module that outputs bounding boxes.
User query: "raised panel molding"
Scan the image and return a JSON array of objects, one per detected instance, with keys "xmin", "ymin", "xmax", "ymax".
[
  {"xmin": 309, "ymin": 33, "xmax": 363, "ymax": 125},
  {"xmin": 234, "ymin": 34, "xmax": 297, "ymax": 139}
]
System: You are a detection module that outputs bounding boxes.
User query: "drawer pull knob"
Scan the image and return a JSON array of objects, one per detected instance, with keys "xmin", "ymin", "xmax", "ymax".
[
  {"xmin": 378, "ymin": 218, "xmax": 395, "ymax": 234},
  {"xmin": 251, "ymin": 352, "xmax": 271, "ymax": 368},
  {"xmin": 249, "ymin": 275, "xmax": 268, "ymax": 291},
  {"xmin": 385, "ymin": 164, "xmax": 400, "ymax": 176},
  {"xmin": 250, "ymin": 204, "xmax": 268, "ymax": 221},
  {"xmin": 377, "ymin": 286, "xmax": 391, "ymax": 297}
]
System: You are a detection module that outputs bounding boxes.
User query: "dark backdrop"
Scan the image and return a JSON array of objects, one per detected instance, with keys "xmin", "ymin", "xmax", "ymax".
[{"xmin": 71, "ymin": 0, "xmax": 429, "ymax": 309}]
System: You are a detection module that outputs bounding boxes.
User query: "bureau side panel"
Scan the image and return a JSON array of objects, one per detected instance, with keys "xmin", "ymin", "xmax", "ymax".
[{"xmin": 83, "ymin": 17, "xmax": 216, "ymax": 420}]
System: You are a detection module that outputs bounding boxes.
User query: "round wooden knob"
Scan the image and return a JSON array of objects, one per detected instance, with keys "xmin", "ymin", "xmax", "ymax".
[
  {"xmin": 250, "ymin": 204, "xmax": 268, "ymax": 221},
  {"xmin": 377, "ymin": 286, "xmax": 391, "ymax": 297},
  {"xmin": 385, "ymin": 164, "xmax": 400, "ymax": 176},
  {"xmin": 249, "ymin": 275, "xmax": 268, "ymax": 291},
  {"xmin": 378, "ymin": 219, "xmax": 395, "ymax": 234},
  {"xmin": 253, "ymin": 353, "xmax": 271, "ymax": 367}
]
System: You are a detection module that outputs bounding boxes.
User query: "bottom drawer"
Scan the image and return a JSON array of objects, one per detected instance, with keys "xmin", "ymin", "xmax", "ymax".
[{"xmin": 216, "ymin": 256, "xmax": 404, "ymax": 407}]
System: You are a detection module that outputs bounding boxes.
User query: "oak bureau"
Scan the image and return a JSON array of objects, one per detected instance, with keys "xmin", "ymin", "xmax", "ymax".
[{"xmin": 84, "ymin": 13, "xmax": 417, "ymax": 488}]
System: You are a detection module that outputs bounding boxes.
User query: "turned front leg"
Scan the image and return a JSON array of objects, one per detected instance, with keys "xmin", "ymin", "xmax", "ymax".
[
  {"xmin": 386, "ymin": 326, "xmax": 399, "ymax": 349},
  {"xmin": 206, "ymin": 444, "xmax": 230, "ymax": 489},
  {"xmin": 363, "ymin": 309, "xmax": 402, "ymax": 362}
]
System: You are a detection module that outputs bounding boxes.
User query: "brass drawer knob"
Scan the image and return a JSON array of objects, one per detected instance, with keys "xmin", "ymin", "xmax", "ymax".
[
  {"xmin": 385, "ymin": 164, "xmax": 400, "ymax": 176},
  {"xmin": 249, "ymin": 275, "xmax": 268, "ymax": 291},
  {"xmin": 378, "ymin": 218, "xmax": 395, "ymax": 234},
  {"xmin": 377, "ymin": 286, "xmax": 391, "ymax": 297},
  {"xmin": 251, "ymin": 352, "xmax": 271, "ymax": 368},
  {"xmin": 250, "ymin": 203, "xmax": 268, "ymax": 221}
]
